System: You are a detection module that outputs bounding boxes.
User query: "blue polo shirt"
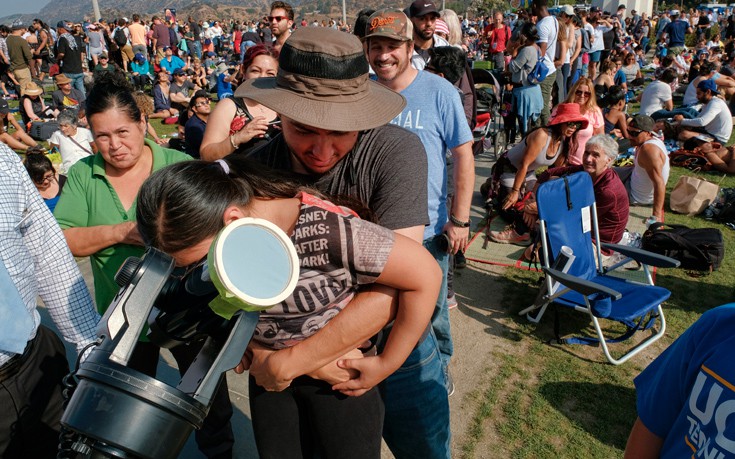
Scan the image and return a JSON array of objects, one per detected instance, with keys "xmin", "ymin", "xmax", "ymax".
[{"xmin": 664, "ymin": 20, "xmax": 689, "ymax": 47}]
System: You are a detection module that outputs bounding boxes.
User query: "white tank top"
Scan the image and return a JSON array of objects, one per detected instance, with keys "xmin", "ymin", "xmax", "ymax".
[{"xmin": 630, "ymin": 137, "xmax": 669, "ymax": 205}]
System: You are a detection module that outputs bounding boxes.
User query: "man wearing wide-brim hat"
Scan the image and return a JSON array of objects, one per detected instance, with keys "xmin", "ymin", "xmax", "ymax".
[
  {"xmin": 231, "ymin": 26, "xmax": 450, "ymax": 459},
  {"xmin": 51, "ymin": 73, "xmax": 86, "ymax": 116},
  {"xmin": 6, "ymin": 22, "xmax": 33, "ymax": 96}
]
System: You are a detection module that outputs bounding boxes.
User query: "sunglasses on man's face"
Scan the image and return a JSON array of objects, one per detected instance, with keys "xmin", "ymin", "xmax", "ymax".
[
  {"xmin": 628, "ymin": 128, "xmax": 643, "ymax": 136},
  {"xmin": 267, "ymin": 16, "xmax": 287, "ymax": 22}
]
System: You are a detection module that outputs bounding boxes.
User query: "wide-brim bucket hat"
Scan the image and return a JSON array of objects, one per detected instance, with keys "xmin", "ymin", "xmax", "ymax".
[
  {"xmin": 548, "ymin": 103, "xmax": 589, "ymax": 130},
  {"xmin": 23, "ymin": 82, "xmax": 43, "ymax": 96},
  {"xmin": 234, "ymin": 27, "xmax": 405, "ymax": 132}
]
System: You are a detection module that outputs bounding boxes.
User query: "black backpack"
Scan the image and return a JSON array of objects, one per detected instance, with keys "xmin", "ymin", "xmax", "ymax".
[
  {"xmin": 114, "ymin": 28, "xmax": 127, "ymax": 47},
  {"xmin": 642, "ymin": 223, "xmax": 724, "ymax": 271}
]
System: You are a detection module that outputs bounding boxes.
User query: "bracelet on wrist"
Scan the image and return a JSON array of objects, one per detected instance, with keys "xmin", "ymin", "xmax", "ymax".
[
  {"xmin": 449, "ymin": 214, "xmax": 471, "ymax": 228},
  {"xmin": 229, "ymin": 135, "xmax": 238, "ymax": 149}
]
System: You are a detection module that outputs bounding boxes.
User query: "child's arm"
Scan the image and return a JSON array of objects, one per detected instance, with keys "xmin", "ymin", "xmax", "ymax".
[{"xmin": 332, "ymin": 234, "xmax": 441, "ymax": 396}]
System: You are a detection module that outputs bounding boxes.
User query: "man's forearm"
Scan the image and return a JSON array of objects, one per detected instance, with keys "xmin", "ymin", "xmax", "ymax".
[
  {"xmin": 452, "ymin": 142, "xmax": 475, "ymax": 221},
  {"xmin": 652, "ymin": 180, "xmax": 665, "ymax": 218},
  {"xmin": 277, "ymin": 284, "xmax": 397, "ymax": 380}
]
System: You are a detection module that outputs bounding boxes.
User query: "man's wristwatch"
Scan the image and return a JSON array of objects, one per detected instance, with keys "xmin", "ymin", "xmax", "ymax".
[{"xmin": 449, "ymin": 214, "xmax": 471, "ymax": 228}]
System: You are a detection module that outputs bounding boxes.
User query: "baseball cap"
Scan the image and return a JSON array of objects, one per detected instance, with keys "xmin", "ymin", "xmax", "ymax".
[
  {"xmin": 629, "ymin": 115, "xmax": 656, "ymax": 133},
  {"xmin": 590, "ymin": 6, "xmax": 601, "ymax": 13},
  {"xmin": 364, "ymin": 10, "xmax": 413, "ymax": 42},
  {"xmin": 56, "ymin": 20, "xmax": 70, "ymax": 29},
  {"xmin": 698, "ymin": 79, "xmax": 720, "ymax": 95},
  {"xmin": 670, "ymin": 9, "xmax": 680, "ymax": 16},
  {"xmin": 0, "ymin": 98, "xmax": 9, "ymax": 114},
  {"xmin": 173, "ymin": 68, "xmax": 186, "ymax": 76},
  {"xmin": 408, "ymin": 0, "xmax": 439, "ymax": 18},
  {"xmin": 560, "ymin": 5, "xmax": 574, "ymax": 16}
]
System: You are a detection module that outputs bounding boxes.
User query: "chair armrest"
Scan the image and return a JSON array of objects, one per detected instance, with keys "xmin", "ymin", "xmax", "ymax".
[
  {"xmin": 600, "ymin": 243, "xmax": 681, "ymax": 268},
  {"xmin": 543, "ymin": 267, "xmax": 622, "ymax": 300}
]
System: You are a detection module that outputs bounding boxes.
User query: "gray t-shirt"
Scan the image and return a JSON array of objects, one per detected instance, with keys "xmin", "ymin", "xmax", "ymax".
[
  {"xmin": 170, "ymin": 79, "xmax": 195, "ymax": 98},
  {"xmin": 255, "ymin": 192, "xmax": 394, "ymax": 349},
  {"xmin": 509, "ymin": 45, "xmax": 539, "ymax": 86},
  {"xmin": 247, "ymin": 124, "xmax": 429, "ymax": 231}
]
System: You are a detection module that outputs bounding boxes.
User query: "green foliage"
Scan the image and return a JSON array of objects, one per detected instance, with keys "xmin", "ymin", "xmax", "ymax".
[
  {"xmin": 457, "ymin": 159, "xmax": 735, "ymax": 457},
  {"xmin": 446, "ymin": 1, "xmax": 467, "ymax": 14},
  {"xmin": 472, "ymin": 0, "xmax": 509, "ymax": 17}
]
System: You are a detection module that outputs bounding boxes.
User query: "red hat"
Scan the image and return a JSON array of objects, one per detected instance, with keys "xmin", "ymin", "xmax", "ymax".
[{"xmin": 549, "ymin": 103, "xmax": 589, "ymax": 130}]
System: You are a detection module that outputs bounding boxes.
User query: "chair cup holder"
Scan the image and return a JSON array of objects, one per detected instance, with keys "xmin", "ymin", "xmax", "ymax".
[{"xmin": 589, "ymin": 295, "xmax": 612, "ymax": 318}]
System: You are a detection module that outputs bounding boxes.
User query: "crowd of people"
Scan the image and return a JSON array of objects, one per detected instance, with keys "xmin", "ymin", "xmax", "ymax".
[{"xmin": 1, "ymin": 0, "xmax": 735, "ymax": 458}]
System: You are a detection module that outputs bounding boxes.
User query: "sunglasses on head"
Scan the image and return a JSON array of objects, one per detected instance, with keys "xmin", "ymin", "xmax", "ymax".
[{"xmin": 267, "ymin": 15, "xmax": 287, "ymax": 22}]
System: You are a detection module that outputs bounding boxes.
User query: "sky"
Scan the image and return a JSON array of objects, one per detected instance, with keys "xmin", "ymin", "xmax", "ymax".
[{"xmin": 4, "ymin": 0, "xmax": 50, "ymax": 15}]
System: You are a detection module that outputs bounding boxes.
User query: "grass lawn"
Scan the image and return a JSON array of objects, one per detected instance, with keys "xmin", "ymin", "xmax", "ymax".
[
  {"xmin": 7, "ymin": 77, "xmax": 735, "ymax": 458},
  {"xmin": 456, "ymin": 121, "xmax": 735, "ymax": 457}
]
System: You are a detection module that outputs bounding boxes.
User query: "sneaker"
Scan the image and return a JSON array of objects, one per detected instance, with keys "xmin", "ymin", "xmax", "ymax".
[
  {"xmin": 446, "ymin": 368, "xmax": 455, "ymax": 396},
  {"xmin": 454, "ymin": 251, "xmax": 467, "ymax": 269},
  {"xmin": 447, "ymin": 293, "xmax": 458, "ymax": 310},
  {"xmin": 488, "ymin": 226, "xmax": 531, "ymax": 246}
]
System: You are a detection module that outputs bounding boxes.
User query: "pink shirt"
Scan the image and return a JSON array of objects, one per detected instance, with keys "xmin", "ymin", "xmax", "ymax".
[{"xmin": 568, "ymin": 106, "xmax": 603, "ymax": 165}]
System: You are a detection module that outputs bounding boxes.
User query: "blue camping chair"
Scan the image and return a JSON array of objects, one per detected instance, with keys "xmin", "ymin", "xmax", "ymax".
[{"xmin": 519, "ymin": 172, "xmax": 680, "ymax": 365}]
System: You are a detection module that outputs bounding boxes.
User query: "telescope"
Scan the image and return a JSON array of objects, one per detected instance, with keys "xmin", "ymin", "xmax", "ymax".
[{"xmin": 59, "ymin": 218, "xmax": 300, "ymax": 459}]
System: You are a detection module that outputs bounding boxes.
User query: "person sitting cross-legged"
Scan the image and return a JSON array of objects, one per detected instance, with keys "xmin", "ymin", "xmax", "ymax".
[{"xmin": 665, "ymin": 79, "xmax": 734, "ymax": 145}]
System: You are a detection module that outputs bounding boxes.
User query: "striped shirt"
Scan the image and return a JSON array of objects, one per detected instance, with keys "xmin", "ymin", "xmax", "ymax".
[{"xmin": 0, "ymin": 142, "xmax": 99, "ymax": 366}]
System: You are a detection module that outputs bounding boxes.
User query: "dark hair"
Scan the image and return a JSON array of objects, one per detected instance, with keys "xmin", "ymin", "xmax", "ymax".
[
  {"xmin": 137, "ymin": 157, "xmax": 321, "ymax": 253},
  {"xmin": 661, "ymin": 55, "xmax": 674, "ymax": 67},
  {"xmin": 524, "ymin": 123, "xmax": 578, "ymax": 166},
  {"xmin": 86, "ymin": 72, "xmax": 142, "ymax": 127},
  {"xmin": 353, "ymin": 8, "xmax": 376, "ymax": 39},
  {"xmin": 660, "ymin": 68, "xmax": 678, "ymax": 83},
  {"xmin": 698, "ymin": 60, "xmax": 714, "ymax": 76},
  {"xmin": 601, "ymin": 85, "xmax": 626, "ymax": 107},
  {"xmin": 427, "ymin": 46, "xmax": 467, "ymax": 84},
  {"xmin": 519, "ymin": 22, "xmax": 539, "ymax": 43},
  {"xmin": 270, "ymin": 1, "xmax": 294, "ymax": 21},
  {"xmin": 241, "ymin": 44, "xmax": 279, "ymax": 73},
  {"xmin": 23, "ymin": 149, "xmax": 55, "ymax": 184}
]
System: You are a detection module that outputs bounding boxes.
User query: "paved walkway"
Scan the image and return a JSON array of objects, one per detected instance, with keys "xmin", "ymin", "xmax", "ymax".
[{"xmin": 43, "ymin": 149, "xmax": 502, "ymax": 458}]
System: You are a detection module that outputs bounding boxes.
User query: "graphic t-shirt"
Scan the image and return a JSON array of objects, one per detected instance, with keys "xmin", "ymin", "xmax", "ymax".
[
  {"xmin": 254, "ymin": 192, "xmax": 395, "ymax": 349},
  {"xmin": 635, "ymin": 303, "xmax": 735, "ymax": 458}
]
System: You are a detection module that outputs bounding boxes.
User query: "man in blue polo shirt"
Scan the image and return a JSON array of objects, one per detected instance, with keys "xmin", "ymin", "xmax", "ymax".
[
  {"xmin": 159, "ymin": 46, "xmax": 186, "ymax": 75},
  {"xmin": 663, "ymin": 10, "xmax": 693, "ymax": 55}
]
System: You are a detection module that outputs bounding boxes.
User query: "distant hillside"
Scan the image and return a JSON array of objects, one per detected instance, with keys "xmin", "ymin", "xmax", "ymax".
[{"xmin": 1, "ymin": 0, "xmax": 397, "ymax": 27}]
